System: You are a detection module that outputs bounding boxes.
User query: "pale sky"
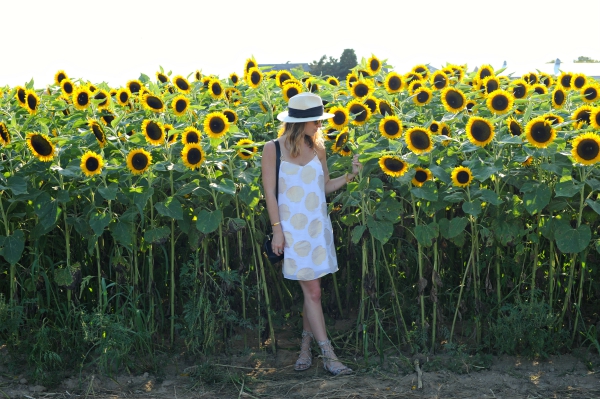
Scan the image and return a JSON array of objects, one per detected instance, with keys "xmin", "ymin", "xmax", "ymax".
[{"xmin": 2, "ymin": 0, "xmax": 599, "ymax": 88}]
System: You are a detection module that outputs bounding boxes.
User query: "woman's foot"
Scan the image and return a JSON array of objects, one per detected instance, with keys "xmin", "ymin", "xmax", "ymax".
[
  {"xmin": 317, "ymin": 339, "xmax": 353, "ymax": 376},
  {"xmin": 294, "ymin": 330, "xmax": 314, "ymax": 371}
]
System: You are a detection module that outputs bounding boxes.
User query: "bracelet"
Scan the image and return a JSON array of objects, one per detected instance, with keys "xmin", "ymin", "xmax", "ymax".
[
  {"xmin": 345, "ymin": 173, "xmax": 354, "ymax": 183},
  {"xmin": 271, "ymin": 222, "xmax": 281, "ymax": 227}
]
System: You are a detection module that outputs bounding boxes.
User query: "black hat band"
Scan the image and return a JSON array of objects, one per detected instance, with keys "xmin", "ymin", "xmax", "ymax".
[{"xmin": 288, "ymin": 105, "xmax": 324, "ymax": 118}]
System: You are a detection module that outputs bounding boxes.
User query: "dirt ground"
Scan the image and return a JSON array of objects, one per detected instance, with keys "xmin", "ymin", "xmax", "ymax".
[{"xmin": 2, "ymin": 345, "xmax": 600, "ymax": 399}]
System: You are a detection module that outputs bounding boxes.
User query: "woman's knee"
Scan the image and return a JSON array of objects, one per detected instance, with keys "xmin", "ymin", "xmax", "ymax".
[{"xmin": 302, "ymin": 283, "xmax": 322, "ymax": 303}]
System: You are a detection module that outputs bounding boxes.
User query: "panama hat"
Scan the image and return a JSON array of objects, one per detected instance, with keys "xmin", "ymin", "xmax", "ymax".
[{"xmin": 276, "ymin": 92, "xmax": 334, "ymax": 123}]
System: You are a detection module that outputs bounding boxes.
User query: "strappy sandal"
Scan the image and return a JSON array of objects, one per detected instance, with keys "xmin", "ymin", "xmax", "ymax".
[
  {"xmin": 294, "ymin": 330, "xmax": 314, "ymax": 371},
  {"xmin": 317, "ymin": 339, "xmax": 353, "ymax": 376}
]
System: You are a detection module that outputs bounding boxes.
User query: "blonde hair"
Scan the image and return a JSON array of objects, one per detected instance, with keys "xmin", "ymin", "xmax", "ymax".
[{"xmin": 281, "ymin": 121, "xmax": 325, "ymax": 158}]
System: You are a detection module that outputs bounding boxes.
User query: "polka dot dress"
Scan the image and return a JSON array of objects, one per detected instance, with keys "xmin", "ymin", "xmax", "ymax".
[{"xmin": 278, "ymin": 155, "xmax": 338, "ymax": 281}]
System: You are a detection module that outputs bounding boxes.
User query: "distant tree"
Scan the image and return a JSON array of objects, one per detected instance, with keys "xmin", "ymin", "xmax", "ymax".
[
  {"xmin": 309, "ymin": 49, "xmax": 357, "ymax": 79},
  {"xmin": 574, "ymin": 56, "xmax": 600, "ymax": 63}
]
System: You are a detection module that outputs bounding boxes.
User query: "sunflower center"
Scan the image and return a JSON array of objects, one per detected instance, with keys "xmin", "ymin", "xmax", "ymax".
[
  {"xmin": 63, "ymin": 82, "xmax": 73, "ymax": 94},
  {"xmin": 584, "ymin": 87, "xmax": 598, "ymax": 100},
  {"xmin": 388, "ymin": 76, "xmax": 401, "ymax": 91},
  {"xmin": 457, "ymin": 170, "xmax": 470, "ymax": 184},
  {"xmin": 77, "ymin": 92, "xmax": 89, "ymax": 106},
  {"xmin": 86, "ymin": 157, "xmax": 100, "ymax": 171},
  {"xmin": 0, "ymin": 124, "xmax": 9, "ymax": 143},
  {"xmin": 17, "ymin": 89, "xmax": 26, "ymax": 103},
  {"xmin": 31, "ymin": 135, "xmax": 53, "ymax": 156},
  {"xmin": 119, "ymin": 92, "xmax": 129, "ymax": 103},
  {"xmin": 430, "ymin": 123, "xmax": 439, "ymax": 133},
  {"xmin": 231, "ymin": 75, "xmax": 239, "ymax": 84},
  {"xmin": 415, "ymin": 170, "xmax": 428, "ymax": 183},
  {"xmin": 176, "ymin": 99, "xmax": 187, "ymax": 113},
  {"xmin": 91, "ymin": 124, "xmax": 104, "ymax": 142},
  {"xmin": 353, "ymin": 83, "xmax": 369, "ymax": 97},
  {"xmin": 509, "ymin": 121, "xmax": 522, "ymax": 136},
  {"xmin": 211, "ymin": 82, "xmax": 222, "ymax": 95},
  {"xmin": 574, "ymin": 77, "xmax": 585, "ymax": 88},
  {"xmin": 441, "ymin": 126, "xmax": 450, "ymax": 136},
  {"xmin": 384, "ymin": 158, "xmax": 405, "ymax": 172},
  {"xmin": 445, "ymin": 90, "xmax": 464, "ymax": 108},
  {"xmin": 577, "ymin": 139, "xmax": 600, "ymax": 161},
  {"xmin": 209, "ymin": 117, "xmax": 225, "ymax": 133},
  {"xmin": 533, "ymin": 86, "xmax": 545, "ymax": 95},
  {"xmin": 530, "ymin": 121, "xmax": 552, "ymax": 143},
  {"xmin": 146, "ymin": 121, "xmax": 163, "ymax": 140},
  {"xmin": 333, "ymin": 111, "xmax": 347, "ymax": 125},
  {"xmin": 416, "ymin": 90, "xmax": 430, "ymax": 103},
  {"xmin": 285, "ymin": 86, "xmax": 299, "ymax": 99},
  {"xmin": 410, "ymin": 130, "xmax": 430, "ymax": 150},
  {"xmin": 224, "ymin": 111, "xmax": 236, "ymax": 123},
  {"xmin": 186, "ymin": 148, "xmax": 202, "ymax": 165},
  {"xmin": 185, "ymin": 131, "xmax": 199, "ymax": 143},
  {"xmin": 379, "ymin": 102, "xmax": 392, "ymax": 116},
  {"xmin": 486, "ymin": 80, "xmax": 499, "ymax": 93},
  {"xmin": 147, "ymin": 96, "xmax": 163, "ymax": 110},
  {"xmin": 513, "ymin": 84, "xmax": 526, "ymax": 99},
  {"xmin": 250, "ymin": 71, "xmax": 261, "ymax": 85},
  {"xmin": 560, "ymin": 75, "xmax": 572, "ymax": 87},
  {"xmin": 95, "ymin": 92, "xmax": 108, "ymax": 106},
  {"xmin": 554, "ymin": 89, "xmax": 565, "ymax": 105},
  {"xmin": 491, "ymin": 95, "xmax": 509, "ymax": 111},
  {"xmin": 57, "ymin": 73, "xmax": 66, "ymax": 83},
  {"xmin": 131, "ymin": 153, "xmax": 149, "ymax": 170},
  {"xmin": 27, "ymin": 94, "xmax": 38, "ymax": 111},
  {"xmin": 349, "ymin": 104, "xmax": 367, "ymax": 122},
  {"xmin": 129, "ymin": 82, "xmax": 141, "ymax": 93},
  {"xmin": 479, "ymin": 69, "xmax": 492, "ymax": 80},
  {"xmin": 158, "ymin": 74, "xmax": 168, "ymax": 83},
  {"xmin": 365, "ymin": 99, "xmax": 377, "ymax": 112},
  {"xmin": 370, "ymin": 59, "xmax": 380, "ymax": 72},
  {"xmin": 175, "ymin": 79, "xmax": 189, "ymax": 91},
  {"xmin": 433, "ymin": 74, "xmax": 447, "ymax": 89},
  {"xmin": 384, "ymin": 120, "xmax": 400, "ymax": 136},
  {"xmin": 575, "ymin": 110, "xmax": 591, "ymax": 123},
  {"xmin": 595, "ymin": 112, "xmax": 600, "ymax": 127},
  {"xmin": 471, "ymin": 120, "xmax": 492, "ymax": 142}
]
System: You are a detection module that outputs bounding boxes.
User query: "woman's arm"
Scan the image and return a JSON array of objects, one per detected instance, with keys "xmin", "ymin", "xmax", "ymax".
[
  {"xmin": 319, "ymin": 146, "xmax": 361, "ymax": 195},
  {"xmin": 261, "ymin": 141, "xmax": 285, "ymax": 253}
]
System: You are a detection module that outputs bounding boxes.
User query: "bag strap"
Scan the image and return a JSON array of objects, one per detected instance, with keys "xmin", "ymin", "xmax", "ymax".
[{"xmin": 273, "ymin": 140, "xmax": 281, "ymax": 198}]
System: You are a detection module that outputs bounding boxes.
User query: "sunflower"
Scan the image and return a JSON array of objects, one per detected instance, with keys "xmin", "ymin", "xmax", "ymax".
[
  {"xmin": 558, "ymin": 72, "xmax": 573, "ymax": 89},
  {"xmin": 227, "ymin": 72, "xmax": 239, "ymax": 86},
  {"xmin": 430, "ymin": 70, "xmax": 449, "ymax": 90},
  {"xmin": 477, "ymin": 64, "xmax": 494, "ymax": 81},
  {"xmin": 15, "ymin": 86, "xmax": 26, "ymax": 106},
  {"xmin": 507, "ymin": 117, "xmax": 522, "ymax": 136},
  {"xmin": 346, "ymin": 72, "xmax": 359, "ymax": 88},
  {"xmin": 275, "ymin": 70, "xmax": 292, "ymax": 87},
  {"xmin": 323, "ymin": 127, "xmax": 339, "ymax": 141},
  {"xmin": 332, "ymin": 129, "xmax": 349, "ymax": 153},
  {"xmin": 379, "ymin": 156, "xmax": 408, "ymax": 177},
  {"xmin": 305, "ymin": 77, "xmax": 319, "ymax": 93},
  {"xmin": 571, "ymin": 132, "xmax": 600, "ymax": 165},
  {"xmin": 154, "ymin": 72, "xmax": 168, "ymax": 84},
  {"xmin": 201, "ymin": 76, "xmax": 212, "ymax": 89},
  {"xmin": 552, "ymin": 86, "xmax": 566, "ymax": 108},
  {"xmin": 539, "ymin": 73, "xmax": 553, "ymax": 87},
  {"xmin": 172, "ymin": 75, "xmax": 191, "ymax": 93},
  {"xmin": 54, "ymin": 70, "xmax": 68, "ymax": 85},
  {"xmin": 208, "ymin": 78, "xmax": 224, "ymax": 100},
  {"xmin": 411, "ymin": 64, "xmax": 430, "ymax": 80},
  {"xmin": 58, "ymin": 79, "xmax": 74, "ymax": 99},
  {"xmin": 447, "ymin": 64, "xmax": 465, "ymax": 83},
  {"xmin": 80, "ymin": 151, "xmax": 104, "ymax": 177},
  {"xmin": 572, "ymin": 105, "xmax": 593, "ymax": 125},
  {"xmin": 195, "ymin": 70, "xmax": 203, "ymax": 81},
  {"xmin": 140, "ymin": 93, "xmax": 165, "ymax": 113},
  {"xmin": 365, "ymin": 54, "xmax": 381, "ymax": 75},
  {"xmin": 486, "ymin": 89, "xmax": 514, "ymax": 115},
  {"xmin": 281, "ymin": 80, "xmax": 302, "ymax": 102},
  {"xmin": 203, "ymin": 112, "xmax": 229, "ymax": 139},
  {"xmin": 327, "ymin": 76, "xmax": 340, "ymax": 86},
  {"xmin": 171, "ymin": 95, "xmax": 190, "ymax": 116},
  {"xmin": 236, "ymin": 138, "xmax": 258, "ymax": 160},
  {"xmin": 451, "ymin": 166, "xmax": 473, "ymax": 187},
  {"xmin": 522, "ymin": 157, "xmax": 533, "ymax": 166},
  {"xmin": 166, "ymin": 129, "xmax": 178, "ymax": 146},
  {"xmin": 73, "ymin": 86, "xmax": 92, "ymax": 110},
  {"xmin": 383, "ymin": 72, "xmax": 403, "ymax": 93},
  {"xmin": 481, "ymin": 76, "xmax": 501, "ymax": 95},
  {"xmin": 412, "ymin": 167, "xmax": 432, "ymax": 187},
  {"xmin": 405, "ymin": 127, "xmax": 433, "ymax": 154},
  {"xmin": 465, "ymin": 117, "xmax": 494, "ymax": 146},
  {"xmin": 338, "ymin": 139, "xmax": 354, "ymax": 157},
  {"xmin": 92, "ymin": 89, "xmax": 110, "ymax": 110},
  {"xmin": 525, "ymin": 116, "xmax": 556, "ymax": 148},
  {"xmin": 328, "ymin": 105, "xmax": 349, "ymax": 129},
  {"xmin": 408, "ymin": 80, "xmax": 424, "ymax": 95},
  {"xmin": 346, "ymin": 99, "xmax": 372, "ymax": 126},
  {"xmin": 571, "ymin": 73, "xmax": 587, "ymax": 90},
  {"xmin": 180, "ymin": 127, "xmax": 200, "ymax": 145},
  {"xmin": 246, "ymin": 67, "xmax": 263, "ymax": 89},
  {"xmin": 591, "ymin": 108, "xmax": 600, "ymax": 129},
  {"xmin": 350, "ymin": 78, "xmax": 374, "ymax": 98},
  {"xmin": 127, "ymin": 149, "xmax": 152, "ymax": 175},
  {"xmin": 24, "ymin": 89, "xmax": 40, "ymax": 115},
  {"xmin": 244, "ymin": 57, "xmax": 257, "ymax": 75},
  {"xmin": 223, "ymin": 108, "xmax": 238, "ymax": 124},
  {"xmin": 26, "ymin": 133, "xmax": 54, "ymax": 162},
  {"xmin": 429, "ymin": 121, "xmax": 441, "ymax": 133},
  {"xmin": 544, "ymin": 113, "xmax": 564, "ymax": 126},
  {"xmin": 378, "ymin": 100, "xmax": 393, "ymax": 116},
  {"xmin": 531, "ymin": 84, "xmax": 548, "ymax": 95},
  {"xmin": 88, "ymin": 119, "xmax": 107, "ymax": 148},
  {"xmin": 141, "ymin": 119, "xmax": 165, "ymax": 145},
  {"xmin": 523, "ymin": 72, "xmax": 538, "ymax": 85},
  {"xmin": 364, "ymin": 96, "xmax": 378, "ymax": 113},
  {"xmin": 126, "ymin": 79, "xmax": 143, "ymax": 94},
  {"xmin": 440, "ymin": 87, "xmax": 466, "ymax": 113},
  {"xmin": 465, "ymin": 100, "xmax": 476, "ymax": 114},
  {"xmin": 378, "ymin": 115, "xmax": 402, "ymax": 139},
  {"xmin": 510, "ymin": 80, "xmax": 529, "ymax": 100},
  {"xmin": 413, "ymin": 87, "xmax": 433, "ymax": 106},
  {"xmin": 0, "ymin": 122, "xmax": 10, "ymax": 146},
  {"xmin": 581, "ymin": 84, "xmax": 600, "ymax": 103},
  {"xmin": 225, "ymin": 87, "xmax": 242, "ymax": 106}
]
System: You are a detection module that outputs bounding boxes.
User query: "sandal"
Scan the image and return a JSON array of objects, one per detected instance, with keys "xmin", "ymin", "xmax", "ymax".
[
  {"xmin": 317, "ymin": 339, "xmax": 353, "ymax": 376},
  {"xmin": 294, "ymin": 330, "xmax": 314, "ymax": 371}
]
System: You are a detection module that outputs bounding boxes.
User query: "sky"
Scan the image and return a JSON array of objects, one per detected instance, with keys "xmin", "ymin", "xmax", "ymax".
[{"xmin": 2, "ymin": 0, "xmax": 600, "ymax": 88}]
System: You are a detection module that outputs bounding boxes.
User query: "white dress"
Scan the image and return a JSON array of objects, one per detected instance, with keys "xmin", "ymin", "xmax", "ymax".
[{"xmin": 278, "ymin": 154, "xmax": 338, "ymax": 281}]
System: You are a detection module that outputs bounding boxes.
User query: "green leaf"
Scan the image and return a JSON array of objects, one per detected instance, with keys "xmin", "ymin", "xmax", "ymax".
[
  {"xmin": 210, "ymin": 179, "xmax": 236, "ymax": 195},
  {"xmin": 415, "ymin": 222, "xmax": 439, "ymax": 247},
  {"xmin": 98, "ymin": 183, "xmax": 119, "ymax": 201},
  {"xmin": 366, "ymin": 216, "xmax": 393, "ymax": 244},
  {"xmin": 109, "ymin": 221, "xmax": 133, "ymax": 251},
  {"xmin": 0, "ymin": 230, "xmax": 24, "ymax": 265},
  {"xmin": 34, "ymin": 192, "xmax": 60, "ymax": 229},
  {"xmin": 522, "ymin": 184, "xmax": 551, "ymax": 215},
  {"xmin": 554, "ymin": 180, "xmax": 582, "ymax": 198},
  {"xmin": 555, "ymin": 223, "xmax": 591, "ymax": 254},
  {"xmin": 477, "ymin": 189, "xmax": 503, "ymax": 205},
  {"xmin": 57, "ymin": 189, "xmax": 70, "ymax": 203},
  {"xmin": 586, "ymin": 199, "xmax": 600, "ymax": 216},
  {"xmin": 89, "ymin": 212, "xmax": 111, "ymax": 237},
  {"xmin": 6, "ymin": 176, "xmax": 27, "ymax": 195},
  {"xmin": 351, "ymin": 225, "xmax": 366, "ymax": 244},
  {"xmin": 439, "ymin": 217, "xmax": 468, "ymax": 239},
  {"xmin": 410, "ymin": 183, "xmax": 438, "ymax": 201},
  {"xmin": 442, "ymin": 191, "xmax": 465, "ymax": 203},
  {"xmin": 196, "ymin": 209, "xmax": 223, "ymax": 234},
  {"xmin": 155, "ymin": 197, "xmax": 183, "ymax": 220},
  {"xmin": 144, "ymin": 226, "xmax": 170, "ymax": 244},
  {"xmin": 492, "ymin": 218, "xmax": 524, "ymax": 246},
  {"xmin": 239, "ymin": 185, "xmax": 260, "ymax": 208},
  {"xmin": 341, "ymin": 214, "xmax": 360, "ymax": 226},
  {"xmin": 462, "ymin": 199, "xmax": 482, "ymax": 217},
  {"xmin": 374, "ymin": 197, "xmax": 402, "ymax": 223}
]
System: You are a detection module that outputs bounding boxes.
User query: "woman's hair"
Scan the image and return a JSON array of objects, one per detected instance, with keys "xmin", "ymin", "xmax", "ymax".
[{"xmin": 281, "ymin": 121, "xmax": 324, "ymax": 158}]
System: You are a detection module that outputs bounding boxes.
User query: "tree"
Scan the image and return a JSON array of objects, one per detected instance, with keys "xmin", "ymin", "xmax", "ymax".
[
  {"xmin": 309, "ymin": 49, "xmax": 357, "ymax": 79},
  {"xmin": 573, "ymin": 56, "xmax": 600, "ymax": 63}
]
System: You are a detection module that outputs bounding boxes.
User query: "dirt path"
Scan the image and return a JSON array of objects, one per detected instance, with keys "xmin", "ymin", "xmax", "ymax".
[{"xmin": 2, "ymin": 350, "xmax": 599, "ymax": 399}]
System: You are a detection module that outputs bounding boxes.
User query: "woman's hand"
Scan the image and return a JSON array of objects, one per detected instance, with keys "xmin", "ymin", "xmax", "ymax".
[
  {"xmin": 271, "ymin": 230, "xmax": 285, "ymax": 256},
  {"xmin": 350, "ymin": 154, "xmax": 362, "ymax": 177}
]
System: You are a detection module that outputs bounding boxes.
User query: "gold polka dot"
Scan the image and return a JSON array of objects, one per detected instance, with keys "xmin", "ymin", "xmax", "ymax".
[
  {"xmin": 308, "ymin": 219, "xmax": 323, "ymax": 238},
  {"xmin": 294, "ymin": 240, "xmax": 311, "ymax": 257},
  {"xmin": 281, "ymin": 162, "xmax": 300, "ymax": 175},
  {"xmin": 286, "ymin": 186, "xmax": 304, "ymax": 202},
  {"xmin": 278, "ymin": 177, "xmax": 287, "ymax": 194},
  {"xmin": 297, "ymin": 268, "xmax": 315, "ymax": 280},
  {"xmin": 318, "ymin": 175, "xmax": 324, "ymax": 191},
  {"xmin": 283, "ymin": 231, "xmax": 294, "ymax": 248},
  {"xmin": 301, "ymin": 165, "xmax": 317, "ymax": 184},
  {"xmin": 305, "ymin": 192, "xmax": 319, "ymax": 211},
  {"xmin": 283, "ymin": 258, "xmax": 298, "ymax": 275},
  {"xmin": 312, "ymin": 246, "xmax": 327, "ymax": 265},
  {"xmin": 324, "ymin": 228, "xmax": 332, "ymax": 245},
  {"xmin": 279, "ymin": 204, "xmax": 290, "ymax": 221},
  {"xmin": 291, "ymin": 213, "xmax": 308, "ymax": 230}
]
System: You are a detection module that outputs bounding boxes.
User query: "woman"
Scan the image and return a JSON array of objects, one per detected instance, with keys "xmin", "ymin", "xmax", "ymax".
[{"xmin": 261, "ymin": 92, "xmax": 361, "ymax": 376}]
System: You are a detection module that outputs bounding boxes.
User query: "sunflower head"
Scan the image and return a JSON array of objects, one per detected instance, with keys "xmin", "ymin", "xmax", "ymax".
[
  {"xmin": 141, "ymin": 119, "xmax": 165, "ymax": 145},
  {"xmin": 477, "ymin": 64, "xmax": 494, "ymax": 81},
  {"xmin": 181, "ymin": 127, "xmax": 201, "ymax": 145},
  {"xmin": 465, "ymin": 100, "xmax": 477, "ymax": 114},
  {"xmin": 531, "ymin": 84, "xmax": 548, "ymax": 95},
  {"xmin": 60, "ymin": 79, "xmax": 74, "ymax": 98},
  {"xmin": 544, "ymin": 113, "xmax": 564, "ymax": 126},
  {"xmin": 379, "ymin": 115, "xmax": 403, "ymax": 139},
  {"xmin": 466, "ymin": 117, "xmax": 495, "ymax": 146},
  {"xmin": 451, "ymin": 166, "xmax": 473, "ymax": 188},
  {"xmin": 367, "ymin": 55, "xmax": 382, "ymax": 75},
  {"xmin": 208, "ymin": 78, "xmax": 224, "ymax": 99},
  {"xmin": 384, "ymin": 72, "xmax": 403, "ymax": 93},
  {"xmin": 581, "ymin": 84, "xmax": 600, "ymax": 103},
  {"xmin": 15, "ymin": 86, "xmax": 26, "ymax": 105},
  {"xmin": 236, "ymin": 138, "xmax": 258, "ymax": 160},
  {"xmin": 346, "ymin": 72, "xmax": 359, "ymax": 88},
  {"xmin": 80, "ymin": 151, "xmax": 104, "ymax": 177},
  {"xmin": 88, "ymin": 119, "xmax": 107, "ymax": 148},
  {"xmin": 552, "ymin": 86, "xmax": 567, "ymax": 108},
  {"xmin": 539, "ymin": 73, "xmax": 553, "ymax": 87},
  {"xmin": 591, "ymin": 108, "xmax": 600, "ymax": 129},
  {"xmin": 430, "ymin": 70, "xmax": 449, "ymax": 90},
  {"xmin": 558, "ymin": 72, "xmax": 573, "ymax": 89},
  {"xmin": 405, "ymin": 127, "xmax": 433, "ymax": 154},
  {"xmin": 571, "ymin": 132, "xmax": 600, "ymax": 165},
  {"xmin": 379, "ymin": 155, "xmax": 408, "ymax": 177},
  {"xmin": 126, "ymin": 79, "xmax": 143, "ymax": 94},
  {"xmin": 156, "ymin": 72, "xmax": 169, "ymax": 84},
  {"xmin": 127, "ymin": 149, "xmax": 152, "ymax": 175},
  {"xmin": 525, "ymin": 116, "xmax": 556, "ymax": 148},
  {"xmin": 350, "ymin": 78, "xmax": 374, "ymax": 98},
  {"xmin": 24, "ymin": 89, "xmax": 40, "ymax": 115},
  {"xmin": 378, "ymin": 100, "xmax": 393, "ymax": 116},
  {"xmin": 246, "ymin": 67, "xmax": 263, "ymax": 89},
  {"xmin": 327, "ymin": 76, "xmax": 340, "ymax": 86},
  {"xmin": 507, "ymin": 117, "xmax": 522, "ymax": 136},
  {"xmin": 572, "ymin": 105, "xmax": 593, "ymax": 125},
  {"xmin": 54, "ymin": 70, "xmax": 68, "ymax": 85},
  {"xmin": 73, "ymin": 86, "xmax": 92, "ymax": 110},
  {"xmin": 323, "ymin": 127, "xmax": 339, "ymax": 141},
  {"xmin": 523, "ymin": 72, "xmax": 538, "ymax": 85},
  {"xmin": 408, "ymin": 80, "xmax": 424, "ymax": 95},
  {"xmin": 223, "ymin": 108, "xmax": 238, "ymax": 124},
  {"xmin": 194, "ymin": 70, "xmax": 203, "ymax": 81},
  {"xmin": 429, "ymin": 121, "xmax": 441, "ymax": 133},
  {"xmin": 441, "ymin": 87, "xmax": 466, "ymax": 113},
  {"xmin": 331, "ymin": 128, "xmax": 350, "ymax": 153},
  {"xmin": 481, "ymin": 76, "xmax": 501, "ymax": 95},
  {"xmin": 244, "ymin": 57, "xmax": 257, "ymax": 74},
  {"xmin": 116, "ymin": 88, "xmax": 131, "ymax": 106},
  {"xmin": 26, "ymin": 132, "xmax": 55, "ymax": 162},
  {"xmin": 571, "ymin": 73, "xmax": 587, "ymax": 90},
  {"xmin": 411, "ymin": 64, "xmax": 430, "ymax": 80},
  {"xmin": 0, "ymin": 122, "xmax": 11, "ymax": 146},
  {"xmin": 181, "ymin": 143, "xmax": 206, "ymax": 170},
  {"xmin": 173, "ymin": 75, "xmax": 191, "ymax": 93},
  {"xmin": 203, "ymin": 112, "xmax": 230, "ymax": 139},
  {"xmin": 412, "ymin": 167, "xmax": 432, "ymax": 187},
  {"xmin": 328, "ymin": 105, "xmax": 349, "ymax": 129},
  {"xmin": 141, "ymin": 93, "xmax": 165, "ymax": 113},
  {"xmin": 225, "ymin": 87, "xmax": 242, "ymax": 106},
  {"xmin": 346, "ymin": 100, "xmax": 372, "ymax": 126},
  {"xmin": 486, "ymin": 89, "xmax": 514, "ymax": 115},
  {"xmin": 413, "ymin": 87, "xmax": 433, "ymax": 106},
  {"xmin": 228, "ymin": 72, "xmax": 239, "ymax": 86}
]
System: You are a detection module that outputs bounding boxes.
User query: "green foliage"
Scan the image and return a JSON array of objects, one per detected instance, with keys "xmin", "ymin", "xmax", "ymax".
[
  {"xmin": 574, "ymin": 56, "xmax": 600, "ymax": 63},
  {"xmin": 309, "ymin": 48, "xmax": 358, "ymax": 79}
]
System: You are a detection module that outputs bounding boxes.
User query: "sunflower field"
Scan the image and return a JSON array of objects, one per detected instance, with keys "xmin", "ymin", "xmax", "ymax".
[{"xmin": 1, "ymin": 55, "xmax": 600, "ymax": 379}]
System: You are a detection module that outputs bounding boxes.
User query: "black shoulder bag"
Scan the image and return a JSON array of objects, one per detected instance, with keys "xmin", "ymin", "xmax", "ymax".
[{"xmin": 263, "ymin": 140, "xmax": 284, "ymax": 264}]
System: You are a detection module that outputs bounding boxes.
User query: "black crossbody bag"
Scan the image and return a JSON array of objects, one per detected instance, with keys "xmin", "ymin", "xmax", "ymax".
[{"xmin": 263, "ymin": 140, "xmax": 284, "ymax": 264}]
